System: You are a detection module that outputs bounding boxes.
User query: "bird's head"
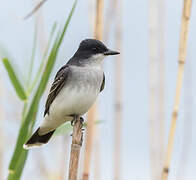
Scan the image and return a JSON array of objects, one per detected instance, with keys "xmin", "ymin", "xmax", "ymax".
[{"xmin": 73, "ymin": 39, "xmax": 120, "ymax": 65}]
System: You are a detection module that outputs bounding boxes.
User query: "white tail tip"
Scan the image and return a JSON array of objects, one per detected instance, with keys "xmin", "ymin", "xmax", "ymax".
[{"xmin": 23, "ymin": 142, "xmax": 44, "ymax": 150}]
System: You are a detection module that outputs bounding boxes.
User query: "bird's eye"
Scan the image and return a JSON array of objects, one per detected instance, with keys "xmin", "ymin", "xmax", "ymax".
[{"xmin": 92, "ymin": 47, "xmax": 98, "ymax": 52}]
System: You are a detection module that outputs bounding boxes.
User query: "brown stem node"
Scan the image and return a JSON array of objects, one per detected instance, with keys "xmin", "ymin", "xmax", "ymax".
[
  {"xmin": 172, "ymin": 111, "xmax": 178, "ymax": 118},
  {"xmin": 163, "ymin": 167, "xmax": 169, "ymax": 173},
  {"xmin": 178, "ymin": 60, "xmax": 185, "ymax": 65}
]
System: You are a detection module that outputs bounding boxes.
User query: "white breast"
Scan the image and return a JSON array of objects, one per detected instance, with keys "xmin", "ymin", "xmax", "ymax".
[
  {"xmin": 40, "ymin": 65, "xmax": 103, "ymax": 134},
  {"xmin": 50, "ymin": 84, "xmax": 99, "ymax": 117}
]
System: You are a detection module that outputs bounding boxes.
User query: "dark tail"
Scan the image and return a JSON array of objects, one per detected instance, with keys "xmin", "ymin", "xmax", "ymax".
[{"xmin": 23, "ymin": 128, "xmax": 55, "ymax": 149}]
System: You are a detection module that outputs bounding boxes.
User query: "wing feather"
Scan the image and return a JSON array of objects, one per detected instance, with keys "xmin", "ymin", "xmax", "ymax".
[
  {"xmin": 44, "ymin": 65, "xmax": 70, "ymax": 116},
  {"xmin": 100, "ymin": 73, "xmax": 105, "ymax": 92}
]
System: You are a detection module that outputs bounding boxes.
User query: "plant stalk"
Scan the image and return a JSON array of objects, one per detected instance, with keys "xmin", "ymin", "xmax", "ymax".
[
  {"xmin": 68, "ymin": 116, "xmax": 83, "ymax": 180},
  {"xmin": 82, "ymin": 0, "xmax": 104, "ymax": 179},
  {"xmin": 113, "ymin": 0, "xmax": 123, "ymax": 179},
  {"xmin": 162, "ymin": 0, "xmax": 192, "ymax": 179},
  {"xmin": 156, "ymin": 0, "xmax": 166, "ymax": 178}
]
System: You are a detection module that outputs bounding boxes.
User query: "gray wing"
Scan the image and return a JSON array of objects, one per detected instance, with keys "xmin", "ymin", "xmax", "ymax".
[
  {"xmin": 100, "ymin": 73, "xmax": 105, "ymax": 92},
  {"xmin": 44, "ymin": 65, "xmax": 70, "ymax": 116}
]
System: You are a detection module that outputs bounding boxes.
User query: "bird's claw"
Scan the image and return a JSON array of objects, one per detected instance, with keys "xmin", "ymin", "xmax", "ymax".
[
  {"xmin": 80, "ymin": 117, "xmax": 84, "ymax": 124},
  {"xmin": 71, "ymin": 116, "xmax": 84, "ymax": 126}
]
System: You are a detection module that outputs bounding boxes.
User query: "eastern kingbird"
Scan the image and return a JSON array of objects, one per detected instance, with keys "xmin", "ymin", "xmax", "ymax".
[{"xmin": 23, "ymin": 39, "xmax": 120, "ymax": 149}]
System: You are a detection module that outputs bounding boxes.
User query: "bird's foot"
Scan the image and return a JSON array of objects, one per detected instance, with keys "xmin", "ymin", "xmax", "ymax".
[
  {"xmin": 71, "ymin": 119, "xmax": 75, "ymax": 126},
  {"xmin": 80, "ymin": 117, "xmax": 84, "ymax": 124},
  {"xmin": 71, "ymin": 116, "xmax": 84, "ymax": 126}
]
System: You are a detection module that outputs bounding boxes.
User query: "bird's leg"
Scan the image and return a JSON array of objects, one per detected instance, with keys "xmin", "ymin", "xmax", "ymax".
[
  {"xmin": 70, "ymin": 116, "xmax": 84, "ymax": 144},
  {"xmin": 70, "ymin": 115, "xmax": 77, "ymax": 136},
  {"xmin": 79, "ymin": 117, "xmax": 84, "ymax": 145},
  {"xmin": 80, "ymin": 117, "xmax": 84, "ymax": 124},
  {"xmin": 71, "ymin": 115, "xmax": 77, "ymax": 126},
  {"xmin": 71, "ymin": 115, "xmax": 84, "ymax": 126},
  {"xmin": 80, "ymin": 117, "xmax": 85, "ymax": 131},
  {"xmin": 71, "ymin": 116, "xmax": 77, "ymax": 126}
]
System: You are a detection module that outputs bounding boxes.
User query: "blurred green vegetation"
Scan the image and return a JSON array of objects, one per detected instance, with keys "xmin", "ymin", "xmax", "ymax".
[{"xmin": 1, "ymin": 0, "xmax": 77, "ymax": 179}]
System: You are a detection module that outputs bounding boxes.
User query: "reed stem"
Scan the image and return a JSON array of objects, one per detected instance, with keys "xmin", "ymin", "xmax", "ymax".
[
  {"xmin": 82, "ymin": 0, "xmax": 104, "ymax": 179},
  {"xmin": 156, "ymin": 0, "xmax": 166, "ymax": 178},
  {"xmin": 68, "ymin": 116, "xmax": 83, "ymax": 180},
  {"xmin": 82, "ymin": 105, "xmax": 97, "ymax": 180},
  {"xmin": 162, "ymin": 0, "xmax": 192, "ymax": 179},
  {"xmin": 113, "ymin": 0, "xmax": 123, "ymax": 179}
]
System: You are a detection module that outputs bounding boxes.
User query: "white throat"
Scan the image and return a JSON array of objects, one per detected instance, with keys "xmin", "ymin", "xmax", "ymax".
[{"xmin": 85, "ymin": 54, "xmax": 105, "ymax": 67}]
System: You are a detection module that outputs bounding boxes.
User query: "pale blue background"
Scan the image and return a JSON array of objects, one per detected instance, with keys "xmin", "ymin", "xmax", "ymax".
[{"xmin": 0, "ymin": 0, "xmax": 196, "ymax": 179}]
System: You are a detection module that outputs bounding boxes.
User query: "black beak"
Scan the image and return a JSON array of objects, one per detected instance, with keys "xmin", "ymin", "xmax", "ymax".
[{"xmin": 104, "ymin": 49, "xmax": 120, "ymax": 56}]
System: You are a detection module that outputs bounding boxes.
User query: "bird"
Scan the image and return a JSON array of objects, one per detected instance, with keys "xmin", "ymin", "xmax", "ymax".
[{"xmin": 23, "ymin": 39, "xmax": 120, "ymax": 149}]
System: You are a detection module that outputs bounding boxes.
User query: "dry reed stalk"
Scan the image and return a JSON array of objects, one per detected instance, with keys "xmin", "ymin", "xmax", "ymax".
[
  {"xmin": 148, "ymin": 0, "xmax": 159, "ymax": 179},
  {"xmin": 23, "ymin": 0, "xmax": 48, "ymax": 19},
  {"xmin": 92, "ymin": 2, "xmax": 103, "ymax": 180},
  {"xmin": 156, "ymin": 0, "xmax": 166, "ymax": 179},
  {"xmin": 93, "ymin": 135, "xmax": 101, "ymax": 180},
  {"xmin": 82, "ymin": 0, "xmax": 104, "ymax": 179},
  {"xmin": 161, "ymin": 1, "xmax": 192, "ymax": 179},
  {"xmin": 94, "ymin": 0, "xmax": 104, "ymax": 40},
  {"xmin": 93, "ymin": 109, "xmax": 101, "ymax": 180},
  {"xmin": 87, "ymin": 0, "xmax": 95, "ymax": 34},
  {"xmin": 113, "ymin": 0, "xmax": 123, "ymax": 180},
  {"xmin": 82, "ymin": 104, "xmax": 97, "ymax": 180},
  {"xmin": 68, "ymin": 116, "xmax": 83, "ymax": 180},
  {"xmin": 104, "ymin": 0, "xmax": 117, "ymax": 42}
]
